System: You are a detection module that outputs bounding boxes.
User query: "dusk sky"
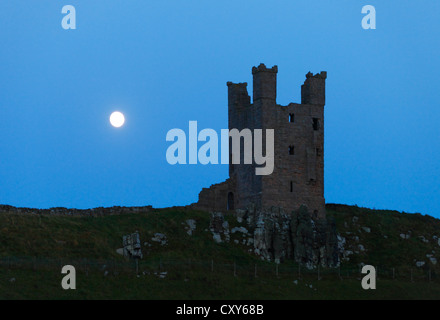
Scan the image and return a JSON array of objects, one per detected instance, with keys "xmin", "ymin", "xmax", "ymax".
[{"xmin": 1, "ymin": 1, "xmax": 439, "ymax": 218}]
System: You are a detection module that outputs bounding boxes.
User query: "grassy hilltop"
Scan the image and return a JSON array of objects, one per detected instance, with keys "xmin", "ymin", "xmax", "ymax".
[{"xmin": 0, "ymin": 204, "xmax": 440, "ymax": 299}]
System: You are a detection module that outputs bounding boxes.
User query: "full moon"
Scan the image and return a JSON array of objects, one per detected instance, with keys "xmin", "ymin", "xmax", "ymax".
[{"xmin": 110, "ymin": 111, "xmax": 125, "ymax": 128}]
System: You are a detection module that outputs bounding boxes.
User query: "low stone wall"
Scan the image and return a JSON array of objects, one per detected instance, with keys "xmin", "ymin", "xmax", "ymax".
[{"xmin": 0, "ymin": 204, "xmax": 153, "ymax": 217}]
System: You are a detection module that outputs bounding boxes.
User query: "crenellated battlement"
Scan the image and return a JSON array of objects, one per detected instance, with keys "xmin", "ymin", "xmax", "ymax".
[
  {"xmin": 305, "ymin": 71, "xmax": 327, "ymax": 79},
  {"xmin": 252, "ymin": 63, "xmax": 278, "ymax": 74},
  {"xmin": 227, "ymin": 82, "xmax": 250, "ymax": 108},
  {"xmin": 301, "ymin": 71, "xmax": 327, "ymax": 105},
  {"xmin": 252, "ymin": 63, "xmax": 278, "ymax": 102}
]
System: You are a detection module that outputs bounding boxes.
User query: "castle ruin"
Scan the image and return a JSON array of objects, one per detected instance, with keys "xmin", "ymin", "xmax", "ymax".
[{"xmin": 196, "ymin": 64, "xmax": 327, "ymax": 219}]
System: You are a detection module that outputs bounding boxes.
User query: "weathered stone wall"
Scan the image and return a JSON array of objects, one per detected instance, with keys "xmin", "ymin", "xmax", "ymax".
[
  {"xmin": 227, "ymin": 81, "xmax": 260, "ymax": 210},
  {"xmin": 196, "ymin": 178, "xmax": 235, "ymax": 212},
  {"xmin": 196, "ymin": 64, "xmax": 327, "ymax": 219},
  {"xmin": 263, "ymin": 98, "xmax": 325, "ymax": 218},
  {"xmin": 0, "ymin": 204, "xmax": 153, "ymax": 216}
]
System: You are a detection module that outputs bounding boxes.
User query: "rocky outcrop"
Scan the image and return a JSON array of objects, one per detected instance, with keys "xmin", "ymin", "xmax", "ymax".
[
  {"xmin": 151, "ymin": 233, "xmax": 168, "ymax": 246},
  {"xmin": 209, "ymin": 212, "xmax": 230, "ymax": 243},
  {"xmin": 286, "ymin": 206, "xmax": 339, "ymax": 268},
  {"xmin": 122, "ymin": 231, "xmax": 143, "ymax": 259},
  {"xmin": 185, "ymin": 219, "xmax": 197, "ymax": 236},
  {"xmin": 218, "ymin": 204, "xmax": 339, "ymax": 268},
  {"xmin": 252, "ymin": 206, "xmax": 293, "ymax": 264}
]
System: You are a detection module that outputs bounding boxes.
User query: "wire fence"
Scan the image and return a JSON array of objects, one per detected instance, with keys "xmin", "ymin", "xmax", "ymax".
[{"xmin": 0, "ymin": 256, "xmax": 437, "ymax": 282}]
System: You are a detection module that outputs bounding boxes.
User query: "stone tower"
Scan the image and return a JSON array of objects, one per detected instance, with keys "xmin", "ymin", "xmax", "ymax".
[{"xmin": 196, "ymin": 64, "xmax": 327, "ymax": 219}]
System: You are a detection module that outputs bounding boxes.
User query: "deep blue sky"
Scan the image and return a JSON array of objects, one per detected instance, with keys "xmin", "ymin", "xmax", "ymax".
[{"xmin": 0, "ymin": 1, "xmax": 439, "ymax": 217}]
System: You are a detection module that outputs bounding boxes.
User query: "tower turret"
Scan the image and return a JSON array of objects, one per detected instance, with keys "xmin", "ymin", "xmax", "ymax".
[
  {"xmin": 252, "ymin": 64, "xmax": 278, "ymax": 102},
  {"xmin": 301, "ymin": 71, "xmax": 327, "ymax": 105}
]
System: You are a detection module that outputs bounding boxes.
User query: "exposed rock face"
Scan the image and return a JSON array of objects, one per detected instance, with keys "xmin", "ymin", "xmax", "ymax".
[
  {"xmin": 252, "ymin": 206, "xmax": 292, "ymax": 264},
  {"xmin": 214, "ymin": 204, "xmax": 339, "ymax": 268},
  {"xmin": 185, "ymin": 219, "xmax": 197, "ymax": 236},
  {"xmin": 151, "ymin": 233, "xmax": 167, "ymax": 246},
  {"xmin": 291, "ymin": 206, "xmax": 339, "ymax": 268},
  {"xmin": 209, "ymin": 212, "xmax": 230, "ymax": 243},
  {"xmin": 122, "ymin": 232, "xmax": 143, "ymax": 259}
]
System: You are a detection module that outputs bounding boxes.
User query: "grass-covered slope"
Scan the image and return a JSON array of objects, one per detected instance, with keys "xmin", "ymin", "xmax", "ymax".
[
  {"xmin": 0, "ymin": 208, "xmax": 256, "ymax": 262},
  {"xmin": 0, "ymin": 204, "xmax": 439, "ymax": 299},
  {"xmin": 327, "ymin": 204, "xmax": 440, "ymax": 270}
]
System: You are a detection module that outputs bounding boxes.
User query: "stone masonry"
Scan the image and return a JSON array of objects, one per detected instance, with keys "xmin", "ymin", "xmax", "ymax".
[{"xmin": 196, "ymin": 64, "xmax": 327, "ymax": 219}]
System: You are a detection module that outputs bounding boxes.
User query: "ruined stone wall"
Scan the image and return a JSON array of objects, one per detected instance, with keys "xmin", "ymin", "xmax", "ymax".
[
  {"xmin": 196, "ymin": 178, "xmax": 236, "ymax": 212},
  {"xmin": 196, "ymin": 64, "xmax": 327, "ymax": 219},
  {"xmin": 0, "ymin": 204, "xmax": 153, "ymax": 216},
  {"xmin": 261, "ymin": 97, "xmax": 325, "ymax": 218},
  {"xmin": 248, "ymin": 66, "xmax": 326, "ymax": 218},
  {"xmin": 227, "ymin": 82, "xmax": 261, "ymax": 210}
]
